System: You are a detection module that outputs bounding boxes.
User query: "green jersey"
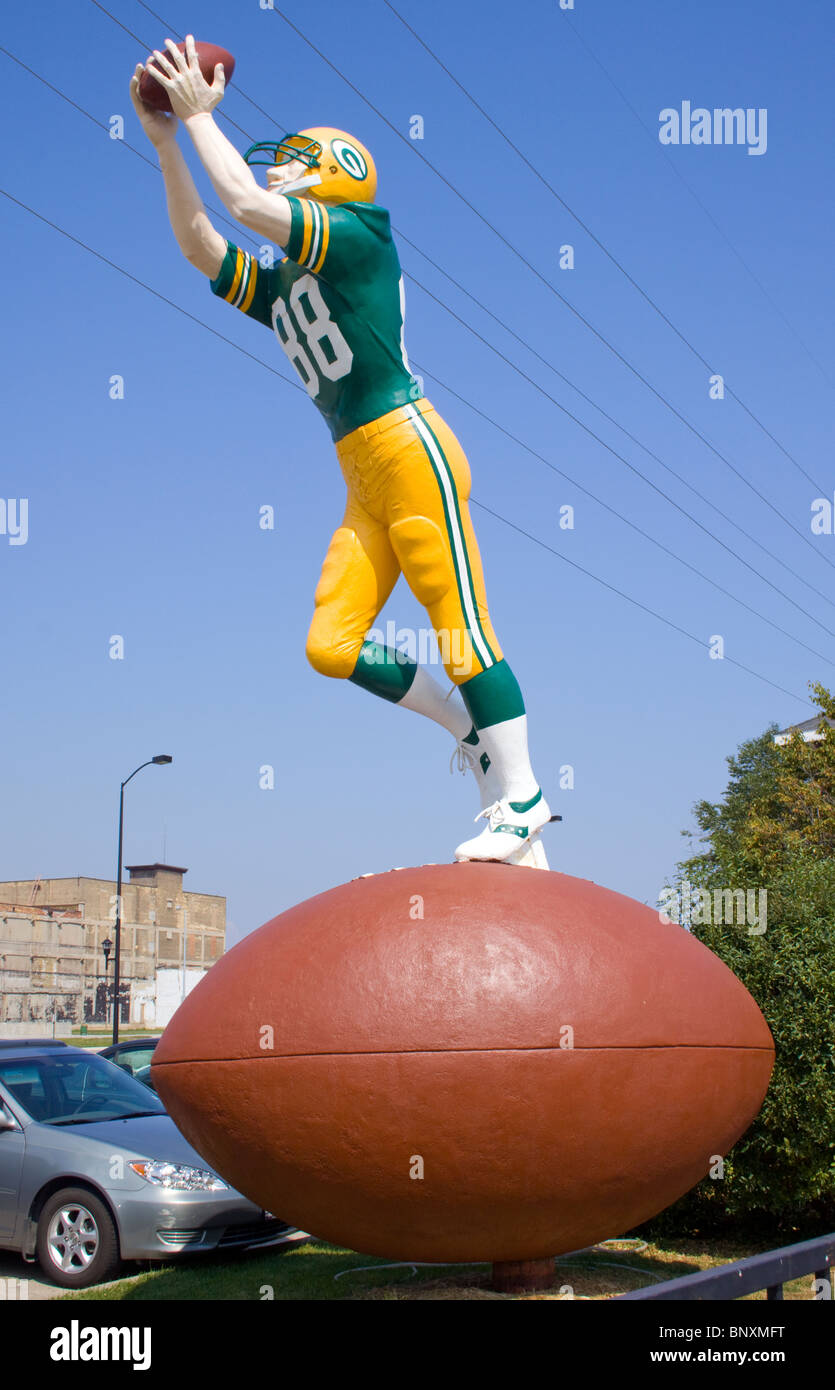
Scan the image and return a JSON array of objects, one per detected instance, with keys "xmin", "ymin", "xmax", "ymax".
[{"xmin": 210, "ymin": 196, "xmax": 420, "ymax": 442}]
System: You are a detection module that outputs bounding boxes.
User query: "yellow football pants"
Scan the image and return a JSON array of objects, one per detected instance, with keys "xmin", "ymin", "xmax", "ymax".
[{"xmin": 306, "ymin": 398, "xmax": 503, "ymax": 685}]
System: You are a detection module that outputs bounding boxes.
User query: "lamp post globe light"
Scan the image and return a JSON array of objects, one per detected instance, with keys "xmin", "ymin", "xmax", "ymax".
[{"xmin": 112, "ymin": 755, "xmax": 173, "ymax": 1045}]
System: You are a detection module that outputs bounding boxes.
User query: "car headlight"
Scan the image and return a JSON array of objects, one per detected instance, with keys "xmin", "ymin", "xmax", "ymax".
[{"xmin": 130, "ymin": 1160, "xmax": 227, "ymax": 1191}]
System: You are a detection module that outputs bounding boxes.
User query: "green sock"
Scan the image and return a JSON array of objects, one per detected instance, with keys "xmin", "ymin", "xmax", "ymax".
[{"xmin": 459, "ymin": 659, "xmax": 526, "ymax": 730}]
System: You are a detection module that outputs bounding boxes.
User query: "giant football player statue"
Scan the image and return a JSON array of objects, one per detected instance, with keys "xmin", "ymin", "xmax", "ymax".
[{"xmin": 130, "ymin": 37, "xmax": 552, "ymax": 864}]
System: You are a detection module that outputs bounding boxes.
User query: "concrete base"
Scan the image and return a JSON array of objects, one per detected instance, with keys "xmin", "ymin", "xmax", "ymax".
[{"xmin": 491, "ymin": 1257, "xmax": 555, "ymax": 1293}]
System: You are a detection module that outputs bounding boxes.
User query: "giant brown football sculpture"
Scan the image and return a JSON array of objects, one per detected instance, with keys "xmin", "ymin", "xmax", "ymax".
[{"xmin": 152, "ymin": 863, "xmax": 774, "ymax": 1263}]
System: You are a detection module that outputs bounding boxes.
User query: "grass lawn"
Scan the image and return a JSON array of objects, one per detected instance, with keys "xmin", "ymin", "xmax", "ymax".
[
  {"xmin": 69, "ymin": 1030, "xmax": 158, "ymax": 1050},
  {"xmin": 61, "ymin": 1235, "xmax": 830, "ymax": 1301}
]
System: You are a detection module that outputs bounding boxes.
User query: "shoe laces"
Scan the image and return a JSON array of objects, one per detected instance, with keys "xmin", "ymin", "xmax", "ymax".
[
  {"xmin": 450, "ymin": 742, "xmax": 477, "ymax": 776},
  {"xmin": 474, "ymin": 799, "xmax": 506, "ymax": 830}
]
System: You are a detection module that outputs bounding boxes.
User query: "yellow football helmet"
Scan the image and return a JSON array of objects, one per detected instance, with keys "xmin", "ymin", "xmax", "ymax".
[{"xmin": 244, "ymin": 127, "xmax": 377, "ymax": 205}]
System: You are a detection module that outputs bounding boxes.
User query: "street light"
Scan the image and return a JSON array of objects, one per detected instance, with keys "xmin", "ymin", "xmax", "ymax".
[
  {"xmin": 102, "ymin": 936, "xmax": 113, "ymax": 1026},
  {"xmin": 112, "ymin": 755, "xmax": 173, "ymax": 1045},
  {"xmin": 175, "ymin": 905, "xmax": 188, "ymax": 1005}
]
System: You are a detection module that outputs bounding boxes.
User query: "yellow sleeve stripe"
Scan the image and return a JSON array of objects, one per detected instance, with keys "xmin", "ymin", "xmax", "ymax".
[
  {"xmin": 225, "ymin": 247, "xmax": 246, "ymax": 304},
  {"xmin": 311, "ymin": 206, "xmax": 330, "ymax": 275},
  {"xmin": 298, "ymin": 202, "xmax": 314, "ymax": 265},
  {"xmin": 240, "ymin": 261, "xmax": 258, "ymax": 313}
]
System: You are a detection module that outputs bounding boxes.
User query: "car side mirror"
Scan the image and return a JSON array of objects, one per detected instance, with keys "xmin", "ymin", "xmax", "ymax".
[{"xmin": 0, "ymin": 1111, "xmax": 17, "ymax": 1133}]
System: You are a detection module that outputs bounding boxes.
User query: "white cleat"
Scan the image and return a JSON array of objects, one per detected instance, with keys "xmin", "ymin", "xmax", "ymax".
[
  {"xmin": 508, "ymin": 834, "xmax": 550, "ymax": 870},
  {"xmin": 454, "ymin": 790, "xmax": 552, "ymax": 865}
]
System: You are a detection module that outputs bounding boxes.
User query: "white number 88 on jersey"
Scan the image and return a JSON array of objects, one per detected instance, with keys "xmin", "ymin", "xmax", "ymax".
[{"xmin": 271, "ymin": 274, "xmax": 354, "ymax": 397}]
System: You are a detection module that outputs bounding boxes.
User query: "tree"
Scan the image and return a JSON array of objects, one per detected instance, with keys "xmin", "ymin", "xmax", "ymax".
[{"xmin": 649, "ymin": 683, "xmax": 835, "ymax": 1235}]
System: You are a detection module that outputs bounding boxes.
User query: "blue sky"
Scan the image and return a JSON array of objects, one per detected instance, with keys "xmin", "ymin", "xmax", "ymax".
[{"xmin": 1, "ymin": 0, "xmax": 833, "ymax": 943}]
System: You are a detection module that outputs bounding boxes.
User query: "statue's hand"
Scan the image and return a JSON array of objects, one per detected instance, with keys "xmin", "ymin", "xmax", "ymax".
[
  {"xmin": 146, "ymin": 34, "xmax": 226, "ymax": 123},
  {"xmin": 129, "ymin": 66, "xmax": 179, "ymax": 148}
]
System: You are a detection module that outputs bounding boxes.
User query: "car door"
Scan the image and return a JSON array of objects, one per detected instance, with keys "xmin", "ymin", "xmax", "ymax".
[{"xmin": 0, "ymin": 1103, "xmax": 25, "ymax": 1241}]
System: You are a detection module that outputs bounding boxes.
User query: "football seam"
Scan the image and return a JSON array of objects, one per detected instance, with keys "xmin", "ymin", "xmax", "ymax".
[{"xmin": 154, "ymin": 1043, "xmax": 774, "ymax": 1064}]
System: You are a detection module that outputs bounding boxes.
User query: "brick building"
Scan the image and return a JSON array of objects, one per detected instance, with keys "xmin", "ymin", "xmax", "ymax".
[{"xmin": 0, "ymin": 864, "xmax": 225, "ymax": 1034}]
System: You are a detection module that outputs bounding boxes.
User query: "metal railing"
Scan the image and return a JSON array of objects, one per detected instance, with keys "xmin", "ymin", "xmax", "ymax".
[{"xmin": 617, "ymin": 1232, "xmax": 835, "ymax": 1300}]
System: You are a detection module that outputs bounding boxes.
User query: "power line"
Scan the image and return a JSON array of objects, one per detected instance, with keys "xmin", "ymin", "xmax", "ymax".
[
  {"xmin": 258, "ymin": 1, "xmax": 835, "ymax": 578},
  {"xmin": 409, "ymin": 350, "xmax": 835, "ymax": 666},
  {"xmin": 0, "ymin": 43, "xmax": 253, "ymax": 251},
  {"xmin": 398, "ymin": 227, "xmax": 835, "ymax": 616},
  {"xmin": 469, "ymin": 497, "xmax": 810, "ymax": 708},
  {"xmin": 381, "ymin": 0, "xmax": 830, "ymax": 494},
  {"xmin": 84, "ymin": 3, "xmax": 835, "ymax": 612},
  {"xmin": 85, "ymin": 0, "xmax": 255, "ymax": 144},
  {"xmin": 0, "ymin": 186, "xmax": 813, "ymax": 710},
  {"xmin": 405, "ymin": 301, "xmax": 835, "ymax": 653},
  {"xmin": 8, "ymin": 27, "xmax": 826, "ymax": 636},
  {"xmin": 561, "ymin": 10, "xmax": 835, "ymax": 397},
  {"xmin": 0, "ymin": 43, "xmax": 153, "ymax": 170},
  {"xmin": 8, "ymin": 34, "xmax": 834, "ymax": 669},
  {"xmin": 5, "ymin": 39, "xmax": 832, "ymax": 661},
  {"xmin": 132, "ymin": 0, "xmax": 284, "ymax": 132},
  {"xmin": 0, "ymin": 188, "xmax": 298, "ymax": 388}
]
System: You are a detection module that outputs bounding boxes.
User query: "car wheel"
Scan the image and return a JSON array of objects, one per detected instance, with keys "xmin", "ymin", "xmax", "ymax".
[{"xmin": 36, "ymin": 1187, "xmax": 122, "ymax": 1289}]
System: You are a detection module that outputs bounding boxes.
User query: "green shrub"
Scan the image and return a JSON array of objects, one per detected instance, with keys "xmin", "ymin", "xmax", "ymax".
[{"xmin": 644, "ymin": 688, "xmax": 835, "ymax": 1235}]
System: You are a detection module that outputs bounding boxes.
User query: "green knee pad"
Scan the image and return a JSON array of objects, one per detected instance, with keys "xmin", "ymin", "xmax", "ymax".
[{"xmin": 349, "ymin": 641, "xmax": 419, "ymax": 703}]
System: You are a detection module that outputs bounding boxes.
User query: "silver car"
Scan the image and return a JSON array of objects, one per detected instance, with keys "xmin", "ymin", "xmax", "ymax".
[{"xmin": 0, "ymin": 1039, "xmax": 305, "ymax": 1289}]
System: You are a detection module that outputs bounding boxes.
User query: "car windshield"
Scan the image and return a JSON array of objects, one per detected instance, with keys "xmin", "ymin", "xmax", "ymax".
[{"xmin": 0, "ymin": 1053, "xmax": 166, "ymax": 1124}]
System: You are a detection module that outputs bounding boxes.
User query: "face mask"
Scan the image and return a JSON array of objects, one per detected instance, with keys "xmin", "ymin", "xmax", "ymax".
[{"xmin": 270, "ymin": 171, "xmax": 323, "ymax": 194}]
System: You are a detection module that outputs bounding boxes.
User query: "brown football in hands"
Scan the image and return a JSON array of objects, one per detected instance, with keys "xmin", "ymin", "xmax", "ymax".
[{"xmin": 138, "ymin": 40, "xmax": 235, "ymax": 113}]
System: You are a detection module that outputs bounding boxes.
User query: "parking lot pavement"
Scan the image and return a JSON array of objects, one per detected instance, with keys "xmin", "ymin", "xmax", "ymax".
[
  {"xmin": 0, "ymin": 1249, "xmax": 64, "ymax": 1300},
  {"xmin": 0, "ymin": 1250, "xmax": 143, "ymax": 1300}
]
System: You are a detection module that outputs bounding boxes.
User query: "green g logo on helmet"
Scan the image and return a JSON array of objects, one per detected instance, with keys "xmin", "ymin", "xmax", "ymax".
[{"xmin": 331, "ymin": 138, "xmax": 368, "ymax": 181}]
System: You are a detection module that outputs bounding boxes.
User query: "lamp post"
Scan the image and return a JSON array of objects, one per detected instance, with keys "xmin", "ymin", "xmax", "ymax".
[
  {"xmin": 175, "ymin": 905, "xmax": 188, "ymax": 1006},
  {"xmin": 112, "ymin": 755, "xmax": 173, "ymax": 1045},
  {"xmin": 102, "ymin": 936, "xmax": 113, "ymax": 1026}
]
